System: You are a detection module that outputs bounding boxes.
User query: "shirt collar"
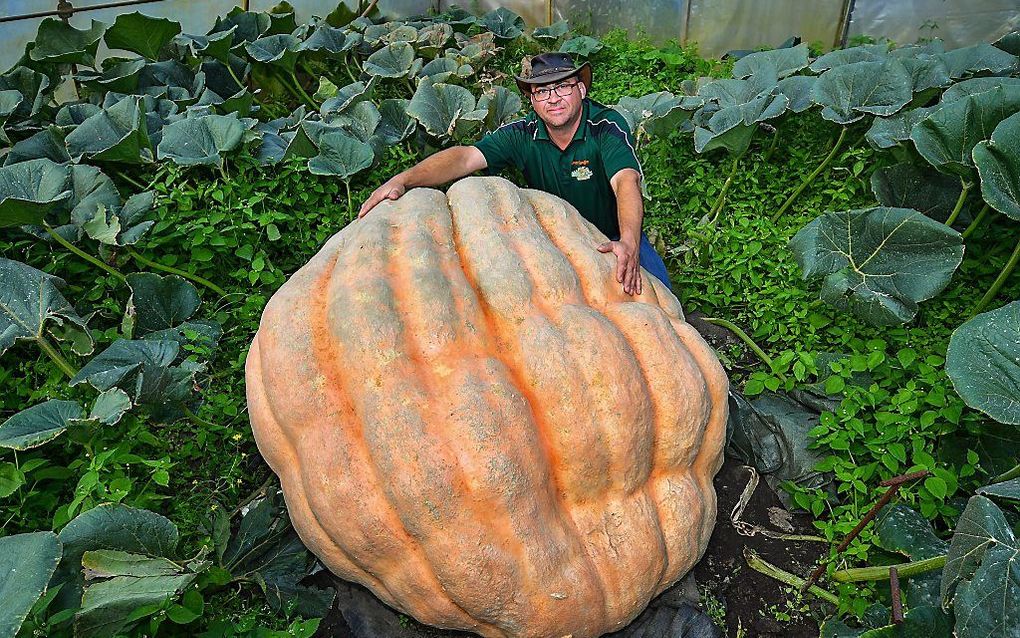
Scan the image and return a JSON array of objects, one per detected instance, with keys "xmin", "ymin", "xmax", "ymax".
[{"xmin": 533, "ymin": 98, "xmax": 590, "ymax": 144}]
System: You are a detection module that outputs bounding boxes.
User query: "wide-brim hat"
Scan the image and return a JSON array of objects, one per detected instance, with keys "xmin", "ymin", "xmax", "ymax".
[{"xmin": 515, "ymin": 52, "xmax": 592, "ymax": 95}]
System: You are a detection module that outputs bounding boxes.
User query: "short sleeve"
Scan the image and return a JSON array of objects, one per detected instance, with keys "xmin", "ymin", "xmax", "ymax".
[
  {"xmin": 472, "ymin": 120, "xmax": 526, "ymax": 173},
  {"xmin": 596, "ymin": 114, "xmax": 643, "ymax": 182}
]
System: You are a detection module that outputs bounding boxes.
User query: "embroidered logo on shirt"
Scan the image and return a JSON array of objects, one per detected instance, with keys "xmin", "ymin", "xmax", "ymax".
[{"xmin": 571, "ymin": 165, "xmax": 593, "ymax": 181}]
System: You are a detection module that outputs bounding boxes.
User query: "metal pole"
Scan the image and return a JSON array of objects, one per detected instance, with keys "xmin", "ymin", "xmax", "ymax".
[
  {"xmin": 681, "ymin": 0, "xmax": 694, "ymax": 46},
  {"xmin": 834, "ymin": 0, "xmax": 857, "ymax": 49},
  {"xmin": 0, "ymin": 0, "xmax": 162, "ymax": 23},
  {"xmin": 547, "ymin": 0, "xmax": 553, "ymax": 26}
]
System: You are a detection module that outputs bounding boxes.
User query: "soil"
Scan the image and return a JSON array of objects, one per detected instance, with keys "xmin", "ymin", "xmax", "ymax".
[{"xmin": 315, "ymin": 457, "xmax": 827, "ymax": 638}]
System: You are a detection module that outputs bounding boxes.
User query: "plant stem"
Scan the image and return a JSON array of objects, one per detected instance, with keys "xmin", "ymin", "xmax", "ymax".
[
  {"xmin": 970, "ymin": 238, "xmax": 1020, "ymax": 318},
  {"xmin": 707, "ymin": 152, "xmax": 743, "ymax": 226},
  {"xmin": 992, "ymin": 463, "xmax": 1020, "ymax": 483},
  {"xmin": 183, "ymin": 405, "xmax": 218, "ymax": 429},
  {"xmin": 343, "ymin": 57, "xmax": 359, "ymax": 83},
  {"xmin": 115, "ymin": 170, "xmax": 147, "ymax": 191},
  {"xmin": 289, "ymin": 71, "xmax": 318, "ymax": 108},
  {"xmin": 762, "ymin": 125, "xmax": 781, "ymax": 163},
  {"xmin": 771, "ymin": 126, "xmax": 848, "ymax": 222},
  {"xmin": 832, "ymin": 555, "xmax": 947, "ymax": 583},
  {"xmin": 37, "ymin": 335, "xmax": 77, "ymax": 378},
  {"xmin": 944, "ymin": 180, "xmax": 972, "ymax": 227},
  {"xmin": 700, "ymin": 316, "xmax": 775, "ymax": 370},
  {"xmin": 345, "ymin": 180, "xmax": 353, "ymax": 221},
  {"xmin": 744, "ymin": 548, "xmax": 840, "ymax": 605},
  {"xmin": 961, "ymin": 204, "xmax": 991, "ymax": 240},
  {"xmin": 226, "ymin": 63, "xmax": 247, "ymax": 92},
  {"xmin": 127, "ymin": 248, "xmax": 227, "ymax": 297},
  {"xmin": 44, "ymin": 225, "xmax": 127, "ymax": 283}
]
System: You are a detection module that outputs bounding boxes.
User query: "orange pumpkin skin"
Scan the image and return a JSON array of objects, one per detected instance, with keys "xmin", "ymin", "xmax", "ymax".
[{"xmin": 246, "ymin": 177, "xmax": 727, "ymax": 638}]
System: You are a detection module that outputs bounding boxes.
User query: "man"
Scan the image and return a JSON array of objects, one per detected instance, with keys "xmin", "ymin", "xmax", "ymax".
[{"xmin": 357, "ymin": 52, "xmax": 670, "ymax": 296}]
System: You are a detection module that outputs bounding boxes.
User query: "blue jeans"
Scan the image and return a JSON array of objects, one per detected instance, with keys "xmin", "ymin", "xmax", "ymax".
[{"xmin": 612, "ymin": 232, "xmax": 672, "ymax": 290}]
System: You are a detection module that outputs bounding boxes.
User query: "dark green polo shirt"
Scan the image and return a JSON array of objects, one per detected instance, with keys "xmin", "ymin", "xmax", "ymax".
[{"xmin": 472, "ymin": 98, "xmax": 643, "ymax": 240}]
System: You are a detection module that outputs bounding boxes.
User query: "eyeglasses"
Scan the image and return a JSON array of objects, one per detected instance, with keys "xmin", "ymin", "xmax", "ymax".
[{"xmin": 531, "ymin": 81, "xmax": 579, "ymax": 102}]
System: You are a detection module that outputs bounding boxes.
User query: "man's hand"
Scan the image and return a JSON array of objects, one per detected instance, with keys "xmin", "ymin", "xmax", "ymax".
[
  {"xmin": 597, "ymin": 238, "xmax": 642, "ymax": 296},
  {"xmin": 357, "ymin": 176, "xmax": 406, "ymax": 218}
]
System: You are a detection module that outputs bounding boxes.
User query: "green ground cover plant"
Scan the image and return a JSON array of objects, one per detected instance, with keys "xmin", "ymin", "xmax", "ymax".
[{"xmin": 1, "ymin": 2, "xmax": 1018, "ymax": 636}]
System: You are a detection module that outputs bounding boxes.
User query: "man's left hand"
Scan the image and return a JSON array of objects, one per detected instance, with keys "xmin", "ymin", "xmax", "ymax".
[{"xmin": 597, "ymin": 238, "xmax": 642, "ymax": 296}]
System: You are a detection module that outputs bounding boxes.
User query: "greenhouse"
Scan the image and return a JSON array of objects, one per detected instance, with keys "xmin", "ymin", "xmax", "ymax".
[{"xmin": 1, "ymin": 0, "xmax": 1019, "ymax": 637}]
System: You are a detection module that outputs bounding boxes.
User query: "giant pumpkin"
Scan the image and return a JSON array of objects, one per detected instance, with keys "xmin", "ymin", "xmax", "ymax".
[{"xmin": 246, "ymin": 176, "xmax": 728, "ymax": 638}]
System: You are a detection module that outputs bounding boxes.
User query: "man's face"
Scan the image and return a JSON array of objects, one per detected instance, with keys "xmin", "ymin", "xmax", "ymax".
[{"xmin": 529, "ymin": 77, "xmax": 586, "ymax": 130}]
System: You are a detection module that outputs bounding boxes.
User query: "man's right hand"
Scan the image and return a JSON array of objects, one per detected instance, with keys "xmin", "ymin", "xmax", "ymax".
[{"xmin": 358, "ymin": 177, "xmax": 407, "ymax": 218}]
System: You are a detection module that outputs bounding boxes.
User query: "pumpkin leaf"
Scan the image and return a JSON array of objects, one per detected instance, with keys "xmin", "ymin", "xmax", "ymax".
[
  {"xmin": 812, "ymin": 60, "xmax": 913, "ymax": 124},
  {"xmin": 104, "ymin": 12, "xmax": 181, "ymax": 60},
  {"xmin": 481, "ymin": 7, "xmax": 525, "ymax": 40},
  {"xmin": 0, "ymin": 399, "xmax": 82, "ymax": 450},
  {"xmin": 66, "ymin": 95, "xmax": 152, "ymax": 164},
  {"xmin": 89, "ymin": 388, "xmax": 132, "ymax": 425},
  {"xmin": 29, "ymin": 18, "xmax": 106, "ymax": 66},
  {"xmin": 364, "ymin": 42, "xmax": 415, "ymax": 78},
  {"xmin": 533, "ymin": 20, "xmax": 569, "ymax": 41},
  {"xmin": 4, "ymin": 126, "xmax": 70, "ymax": 166},
  {"xmin": 416, "ymin": 23, "xmax": 454, "ymax": 57},
  {"xmin": 76, "ymin": 58, "xmax": 146, "ymax": 94},
  {"xmin": 245, "ymin": 34, "xmax": 300, "ymax": 73},
  {"xmin": 790, "ymin": 207, "xmax": 964, "ymax": 326},
  {"xmin": 126, "ymin": 273, "xmax": 201, "ymax": 335},
  {"xmin": 67, "ymin": 164, "xmax": 121, "ymax": 229},
  {"xmin": 0, "ymin": 532, "xmax": 62, "ymax": 638},
  {"xmin": 732, "ymin": 43, "xmax": 810, "ymax": 80},
  {"xmin": 0, "ymin": 257, "xmax": 88, "ymax": 357},
  {"xmin": 939, "ymin": 495, "xmax": 1018, "ymax": 637},
  {"xmin": 211, "ymin": 7, "xmax": 270, "ymax": 48},
  {"xmin": 938, "ymin": 43, "xmax": 1018, "ymax": 79},
  {"xmin": 175, "ymin": 27, "xmax": 235, "ymax": 62},
  {"xmin": 946, "ymin": 300, "xmax": 1020, "ymax": 425},
  {"xmin": 940, "ymin": 77, "xmax": 1020, "ymax": 104},
  {"xmin": 70, "ymin": 339, "xmax": 179, "ymax": 393},
  {"xmin": 375, "ymin": 98, "xmax": 415, "ymax": 144},
  {"xmin": 0, "ymin": 67, "xmax": 50, "ymax": 121},
  {"xmin": 297, "ymin": 25, "xmax": 348, "ymax": 54},
  {"xmin": 325, "ymin": 100, "xmax": 381, "ymax": 143},
  {"xmin": 866, "ymin": 106, "xmax": 936, "ymax": 149},
  {"xmin": 418, "ymin": 56, "xmax": 461, "ymax": 82},
  {"xmin": 307, "ymin": 131, "xmax": 374, "ymax": 180},
  {"xmin": 560, "ymin": 35, "xmax": 603, "ymax": 58},
  {"xmin": 875, "ymin": 504, "xmax": 948, "ymax": 560},
  {"xmin": 694, "ymin": 81, "xmax": 787, "ymax": 155},
  {"xmin": 973, "ymin": 111, "xmax": 1020, "ymax": 220},
  {"xmin": 871, "ymin": 162, "xmax": 963, "ymax": 222},
  {"xmin": 776, "ymin": 75, "xmax": 817, "ymax": 113},
  {"xmin": 912, "ymin": 84, "xmax": 1020, "ymax": 179},
  {"xmin": 144, "ymin": 320, "xmax": 221, "ymax": 357},
  {"xmin": 407, "ymin": 77, "xmax": 476, "ymax": 139},
  {"xmin": 0, "ymin": 158, "xmax": 71, "ymax": 227},
  {"xmin": 995, "ymin": 31, "xmax": 1020, "ymax": 55},
  {"xmin": 977, "ymin": 478, "xmax": 1020, "ymax": 501},
  {"xmin": 320, "ymin": 78, "xmax": 375, "ymax": 117},
  {"xmin": 54, "ymin": 102, "xmax": 101, "ymax": 129},
  {"xmin": 478, "ymin": 86, "xmax": 523, "ymax": 132},
  {"xmin": 809, "ymin": 43, "xmax": 889, "ymax": 72},
  {"xmin": 157, "ymin": 113, "xmax": 245, "ymax": 167}
]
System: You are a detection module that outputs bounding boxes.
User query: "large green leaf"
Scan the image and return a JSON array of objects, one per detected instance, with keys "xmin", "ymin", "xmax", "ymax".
[
  {"xmin": 871, "ymin": 163, "xmax": 963, "ymax": 222},
  {"xmin": 323, "ymin": 100, "xmax": 381, "ymax": 143},
  {"xmin": 694, "ymin": 81, "xmax": 787, "ymax": 154},
  {"xmin": 978, "ymin": 478, "xmax": 1020, "ymax": 500},
  {"xmin": 75, "ymin": 58, "xmax": 146, "ymax": 94},
  {"xmin": 614, "ymin": 91, "xmax": 693, "ymax": 139},
  {"xmin": 126, "ymin": 273, "xmax": 201, "ymax": 335},
  {"xmin": 939, "ymin": 43, "xmax": 1018, "ymax": 79},
  {"xmin": 790, "ymin": 207, "xmax": 964, "ymax": 326},
  {"xmin": 0, "ymin": 399, "xmax": 82, "ymax": 450},
  {"xmin": 245, "ymin": 34, "xmax": 299, "ymax": 73},
  {"xmin": 157, "ymin": 114, "xmax": 245, "ymax": 166},
  {"xmin": 320, "ymin": 79, "xmax": 375, "ymax": 117},
  {"xmin": 732, "ymin": 43, "xmax": 810, "ymax": 80},
  {"xmin": 995, "ymin": 31, "xmax": 1020, "ymax": 55},
  {"xmin": 941, "ymin": 77, "xmax": 1020, "ymax": 104},
  {"xmin": 912, "ymin": 84, "xmax": 1020, "ymax": 179},
  {"xmin": 0, "ymin": 158, "xmax": 71, "ymax": 227},
  {"xmin": 67, "ymin": 164, "xmax": 121, "ymax": 229},
  {"xmin": 89, "ymin": 388, "xmax": 132, "ymax": 425},
  {"xmin": 866, "ymin": 106, "xmax": 936, "ymax": 149},
  {"xmin": 809, "ymin": 43, "xmax": 889, "ymax": 72},
  {"xmin": 65, "ymin": 96, "xmax": 152, "ymax": 164},
  {"xmin": 812, "ymin": 60, "xmax": 913, "ymax": 124},
  {"xmin": 70, "ymin": 339, "xmax": 178, "ymax": 393},
  {"xmin": 533, "ymin": 20, "xmax": 569, "ymax": 41},
  {"xmin": 973, "ymin": 111, "xmax": 1020, "ymax": 220},
  {"xmin": 889, "ymin": 46, "xmax": 952, "ymax": 93},
  {"xmin": 407, "ymin": 77, "xmax": 476, "ymax": 138},
  {"xmin": 104, "ymin": 12, "xmax": 181, "ymax": 60},
  {"xmin": 875, "ymin": 504, "xmax": 948, "ymax": 560},
  {"xmin": 174, "ymin": 28, "xmax": 235, "ymax": 62},
  {"xmin": 946, "ymin": 301, "xmax": 1020, "ymax": 425},
  {"xmin": 560, "ymin": 35, "xmax": 603, "ymax": 58},
  {"xmin": 0, "ymin": 258, "xmax": 87, "ymax": 356},
  {"xmin": 308, "ymin": 131, "xmax": 374, "ymax": 180},
  {"xmin": 375, "ymin": 98, "xmax": 415, "ymax": 144},
  {"xmin": 297, "ymin": 25, "xmax": 348, "ymax": 54},
  {"xmin": 54, "ymin": 504, "xmax": 179, "ymax": 609},
  {"xmin": 478, "ymin": 86, "xmax": 523, "ymax": 132},
  {"xmin": 777, "ymin": 75, "xmax": 817, "ymax": 113},
  {"xmin": 75, "ymin": 559, "xmax": 195, "ymax": 638},
  {"xmin": 211, "ymin": 7, "xmax": 270, "ymax": 47},
  {"xmin": 29, "ymin": 18, "xmax": 106, "ymax": 65},
  {"xmin": 0, "ymin": 532, "xmax": 61, "ymax": 638},
  {"xmin": 0, "ymin": 67, "xmax": 50, "ymax": 121},
  {"xmin": 416, "ymin": 22, "xmax": 454, "ymax": 58},
  {"xmin": 940, "ymin": 496, "xmax": 1018, "ymax": 638},
  {"xmin": 364, "ymin": 42, "xmax": 415, "ymax": 78},
  {"xmin": 481, "ymin": 7, "xmax": 525, "ymax": 40},
  {"xmin": 4, "ymin": 126, "xmax": 70, "ymax": 165}
]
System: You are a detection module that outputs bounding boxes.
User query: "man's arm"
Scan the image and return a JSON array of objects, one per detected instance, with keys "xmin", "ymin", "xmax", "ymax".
[
  {"xmin": 358, "ymin": 146, "xmax": 488, "ymax": 218},
  {"xmin": 597, "ymin": 168, "xmax": 644, "ymax": 295}
]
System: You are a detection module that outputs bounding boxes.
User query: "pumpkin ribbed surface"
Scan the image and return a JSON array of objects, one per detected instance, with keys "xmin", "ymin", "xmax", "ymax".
[{"xmin": 246, "ymin": 176, "xmax": 728, "ymax": 638}]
